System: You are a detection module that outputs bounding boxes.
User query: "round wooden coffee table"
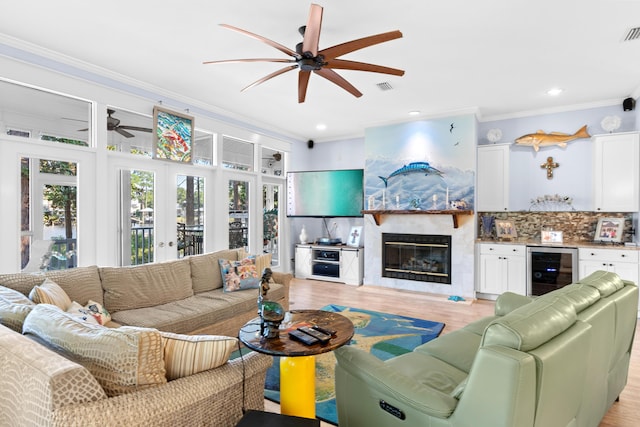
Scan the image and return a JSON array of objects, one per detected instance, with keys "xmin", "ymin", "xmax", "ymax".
[{"xmin": 239, "ymin": 309, "xmax": 354, "ymax": 419}]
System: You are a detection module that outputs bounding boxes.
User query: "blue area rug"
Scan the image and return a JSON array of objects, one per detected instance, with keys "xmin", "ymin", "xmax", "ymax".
[{"xmin": 264, "ymin": 305, "xmax": 445, "ymax": 425}]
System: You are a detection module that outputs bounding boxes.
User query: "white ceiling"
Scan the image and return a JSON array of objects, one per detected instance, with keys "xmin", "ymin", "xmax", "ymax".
[{"xmin": 1, "ymin": 0, "xmax": 640, "ymax": 143}]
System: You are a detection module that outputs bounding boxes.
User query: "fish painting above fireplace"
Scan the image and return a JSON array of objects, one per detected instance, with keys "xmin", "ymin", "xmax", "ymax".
[
  {"xmin": 382, "ymin": 233, "xmax": 451, "ymax": 284},
  {"xmin": 364, "ymin": 114, "xmax": 475, "ymax": 212}
]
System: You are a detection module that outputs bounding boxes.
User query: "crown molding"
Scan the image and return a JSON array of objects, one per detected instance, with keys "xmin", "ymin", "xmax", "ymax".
[
  {"xmin": 0, "ymin": 34, "xmax": 304, "ymax": 144},
  {"xmin": 479, "ymin": 98, "xmax": 624, "ymax": 123}
]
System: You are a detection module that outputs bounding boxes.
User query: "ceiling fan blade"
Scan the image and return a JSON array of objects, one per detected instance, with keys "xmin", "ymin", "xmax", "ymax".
[
  {"xmin": 119, "ymin": 126, "xmax": 153, "ymax": 132},
  {"xmin": 241, "ymin": 65, "xmax": 298, "ymax": 92},
  {"xmin": 302, "ymin": 4, "xmax": 323, "ymax": 56},
  {"xmin": 319, "ymin": 30, "xmax": 403, "ymax": 60},
  {"xmin": 115, "ymin": 128, "xmax": 135, "ymax": 138},
  {"xmin": 324, "ymin": 59, "xmax": 405, "ymax": 76},
  {"xmin": 203, "ymin": 58, "xmax": 295, "ymax": 65},
  {"xmin": 220, "ymin": 24, "xmax": 299, "ymax": 58},
  {"xmin": 298, "ymin": 70, "xmax": 311, "ymax": 103},
  {"xmin": 314, "ymin": 68, "xmax": 362, "ymax": 98}
]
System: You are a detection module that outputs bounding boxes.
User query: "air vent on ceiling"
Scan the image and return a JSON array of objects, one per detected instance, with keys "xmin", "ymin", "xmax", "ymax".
[
  {"xmin": 376, "ymin": 82, "xmax": 394, "ymax": 91},
  {"xmin": 623, "ymin": 27, "xmax": 640, "ymax": 41}
]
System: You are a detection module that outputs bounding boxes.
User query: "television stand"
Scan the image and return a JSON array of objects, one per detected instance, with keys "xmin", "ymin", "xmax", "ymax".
[{"xmin": 294, "ymin": 244, "xmax": 364, "ymax": 286}]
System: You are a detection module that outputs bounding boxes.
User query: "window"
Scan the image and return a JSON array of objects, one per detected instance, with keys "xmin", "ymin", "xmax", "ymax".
[
  {"xmin": 0, "ymin": 79, "xmax": 91, "ymax": 147},
  {"xmin": 21, "ymin": 157, "xmax": 78, "ymax": 272},
  {"xmin": 222, "ymin": 136, "xmax": 254, "ymax": 171}
]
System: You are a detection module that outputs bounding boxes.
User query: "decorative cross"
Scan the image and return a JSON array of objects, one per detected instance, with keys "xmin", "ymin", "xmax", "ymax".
[
  {"xmin": 350, "ymin": 228, "xmax": 360, "ymax": 244},
  {"xmin": 540, "ymin": 156, "xmax": 559, "ymax": 179}
]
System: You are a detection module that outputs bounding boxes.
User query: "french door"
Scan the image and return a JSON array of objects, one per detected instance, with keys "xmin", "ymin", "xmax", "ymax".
[
  {"xmin": 0, "ymin": 141, "xmax": 97, "ymax": 272},
  {"xmin": 225, "ymin": 171, "xmax": 256, "ymax": 254},
  {"xmin": 112, "ymin": 156, "xmax": 213, "ymax": 266}
]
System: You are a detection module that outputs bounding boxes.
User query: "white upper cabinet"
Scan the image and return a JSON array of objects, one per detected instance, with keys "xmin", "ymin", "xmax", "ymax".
[
  {"xmin": 477, "ymin": 144, "xmax": 510, "ymax": 211},
  {"xmin": 593, "ymin": 132, "xmax": 640, "ymax": 212}
]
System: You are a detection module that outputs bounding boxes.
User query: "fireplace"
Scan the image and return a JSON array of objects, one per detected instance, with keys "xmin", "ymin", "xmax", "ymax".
[{"xmin": 382, "ymin": 233, "xmax": 452, "ymax": 284}]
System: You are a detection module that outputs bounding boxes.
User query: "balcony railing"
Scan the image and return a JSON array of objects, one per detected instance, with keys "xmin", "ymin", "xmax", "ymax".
[
  {"xmin": 38, "ymin": 224, "xmax": 207, "ymax": 269},
  {"xmin": 131, "ymin": 226, "xmax": 154, "ymax": 265},
  {"xmin": 177, "ymin": 224, "xmax": 203, "ymax": 257},
  {"xmin": 48, "ymin": 238, "xmax": 77, "ymax": 270},
  {"xmin": 130, "ymin": 224, "xmax": 205, "ymax": 265}
]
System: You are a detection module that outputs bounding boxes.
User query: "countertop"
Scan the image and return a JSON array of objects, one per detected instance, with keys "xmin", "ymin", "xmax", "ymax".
[{"xmin": 476, "ymin": 238, "xmax": 640, "ymax": 250}]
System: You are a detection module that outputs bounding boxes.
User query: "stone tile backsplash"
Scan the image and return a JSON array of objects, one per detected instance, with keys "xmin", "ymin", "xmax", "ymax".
[{"xmin": 477, "ymin": 211, "xmax": 635, "ymax": 243}]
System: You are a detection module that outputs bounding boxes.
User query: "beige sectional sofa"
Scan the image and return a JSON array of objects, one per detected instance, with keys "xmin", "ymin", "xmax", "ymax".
[
  {"xmin": 334, "ymin": 270, "xmax": 638, "ymax": 427},
  {"xmin": 0, "ymin": 249, "xmax": 292, "ymax": 427}
]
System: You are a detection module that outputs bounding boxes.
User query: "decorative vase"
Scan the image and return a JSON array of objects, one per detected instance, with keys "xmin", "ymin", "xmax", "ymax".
[
  {"xmin": 481, "ymin": 216, "xmax": 495, "ymax": 239},
  {"xmin": 299, "ymin": 225, "xmax": 308, "ymax": 244}
]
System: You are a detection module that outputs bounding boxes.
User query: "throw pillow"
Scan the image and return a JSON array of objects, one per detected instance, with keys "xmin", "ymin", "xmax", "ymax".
[
  {"xmin": 189, "ymin": 249, "xmax": 241, "ymax": 293},
  {"xmin": 160, "ymin": 331, "xmax": 237, "ymax": 380},
  {"xmin": 0, "ymin": 284, "xmax": 35, "ymax": 332},
  {"xmin": 219, "ymin": 256, "xmax": 260, "ymax": 292},
  {"xmin": 28, "ymin": 278, "xmax": 72, "ymax": 310},
  {"xmin": 84, "ymin": 299, "xmax": 111, "ymax": 325},
  {"xmin": 66, "ymin": 301, "xmax": 100, "ymax": 325},
  {"xmin": 238, "ymin": 251, "xmax": 273, "ymax": 280},
  {"xmin": 23, "ymin": 304, "xmax": 166, "ymax": 397}
]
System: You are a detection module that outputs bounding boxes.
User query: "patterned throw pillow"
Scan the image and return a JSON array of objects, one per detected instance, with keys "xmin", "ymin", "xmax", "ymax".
[
  {"xmin": 84, "ymin": 300, "xmax": 111, "ymax": 325},
  {"xmin": 0, "ymin": 284, "xmax": 35, "ymax": 332},
  {"xmin": 218, "ymin": 256, "xmax": 260, "ymax": 292},
  {"xmin": 66, "ymin": 301, "xmax": 100, "ymax": 325},
  {"xmin": 23, "ymin": 304, "xmax": 166, "ymax": 397},
  {"xmin": 28, "ymin": 278, "xmax": 72, "ymax": 310},
  {"xmin": 160, "ymin": 331, "xmax": 237, "ymax": 380}
]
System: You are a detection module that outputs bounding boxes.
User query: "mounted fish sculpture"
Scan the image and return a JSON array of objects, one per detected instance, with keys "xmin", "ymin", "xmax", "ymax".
[
  {"xmin": 379, "ymin": 162, "xmax": 444, "ymax": 188},
  {"xmin": 515, "ymin": 125, "xmax": 590, "ymax": 152}
]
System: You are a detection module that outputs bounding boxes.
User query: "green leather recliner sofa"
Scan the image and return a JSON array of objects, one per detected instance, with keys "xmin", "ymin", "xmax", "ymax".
[{"xmin": 334, "ymin": 270, "xmax": 638, "ymax": 427}]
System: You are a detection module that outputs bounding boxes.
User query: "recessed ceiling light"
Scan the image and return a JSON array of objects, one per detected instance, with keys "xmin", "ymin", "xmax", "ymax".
[
  {"xmin": 316, "ymin": 123, "xmax": 327, "ymax": 131},
  {"xmin": 409, "ymin": 110, "xmax": 420, "ymax": 116},
  {"xmin": 547, "ymin": 88, "xmax": 563, "ymax": 96}
]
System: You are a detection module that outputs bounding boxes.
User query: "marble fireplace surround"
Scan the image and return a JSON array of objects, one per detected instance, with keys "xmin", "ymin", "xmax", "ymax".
[{"xmin": 363, "ymin": 212, "xmax": 475, "ymax": 299}]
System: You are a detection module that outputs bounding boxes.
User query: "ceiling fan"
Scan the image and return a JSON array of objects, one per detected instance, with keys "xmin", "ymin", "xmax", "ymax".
[
  {"xmin": 203, "ymin": 3, "xmax": 404, "ymax": 103},
  {"xmin": 79, "ymin": 109, "xmax": 152, "ymax": 138},
  {"xmin": 263, "ymin": 152, "xmax": 282, "ymax": 162}
]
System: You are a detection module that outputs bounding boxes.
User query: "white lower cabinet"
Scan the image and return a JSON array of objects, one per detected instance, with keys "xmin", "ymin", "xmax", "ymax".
[
  {"xmin": 294, "ymin": 245, "xmax": 364, "ymax": 285},
  {"xmin": 578, "ymin": 248, "xmax": 639, "ymax": 284},
  {"xmin": 579, "ymin": 248, "xmax": 640, "ymax": 316},
  {"xmin": 294, "ymin": 245, "xmax": 313, "ymax": 278},
  {"xmin": 477, "ymin": 243, "xmax": 526, "ymax": 296}
]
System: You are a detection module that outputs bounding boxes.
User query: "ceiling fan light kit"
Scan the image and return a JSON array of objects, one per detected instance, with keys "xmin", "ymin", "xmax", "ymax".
[{"xmin": 204, "ymin": 3, "xmax": 404, "ymax": 103}]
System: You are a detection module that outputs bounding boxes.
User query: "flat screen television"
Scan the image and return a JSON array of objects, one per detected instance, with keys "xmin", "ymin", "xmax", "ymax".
[{"xmin": 287, "ymin": 169, "xmax": 364, "ymax": 217}]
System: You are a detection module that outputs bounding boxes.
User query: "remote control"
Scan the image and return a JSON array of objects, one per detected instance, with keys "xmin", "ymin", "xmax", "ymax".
[
  {"xmin": 312, "ymin": 325, "xmax": 337, "ymax": 337},
  {"xmin": 288, "ymin": 329, "xmax": 319, "ymax": 345},
  {"xmin": 298, "ymin": 326, "xmax": 331, "ymax": 344}
]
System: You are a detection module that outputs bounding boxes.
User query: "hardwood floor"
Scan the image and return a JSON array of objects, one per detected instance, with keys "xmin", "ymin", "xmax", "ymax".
[{"xmin": 265, "ymin": 278, "xmax": 640, "ymax": 426}]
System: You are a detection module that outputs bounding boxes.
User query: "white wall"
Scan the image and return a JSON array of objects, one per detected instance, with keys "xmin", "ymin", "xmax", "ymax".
[{"xmin": 478, "ymin": 104, "xmax": 638, "ymax": 210}]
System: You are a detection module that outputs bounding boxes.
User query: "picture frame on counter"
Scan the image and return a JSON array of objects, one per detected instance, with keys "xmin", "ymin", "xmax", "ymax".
[
  {"xmin": 541, "ymin": 230, "xmax": 563, "ymax": 244},
  {"xmin": 347, "ymin": 226, "xmax": 362, "ymax": 247},
  {"xmin": 594, "ymin": 217, "xmax": 624, "ymax": 243},
  {"xmin": 496, "ymin": 220, "xmax": 517, "ymax": 239}
]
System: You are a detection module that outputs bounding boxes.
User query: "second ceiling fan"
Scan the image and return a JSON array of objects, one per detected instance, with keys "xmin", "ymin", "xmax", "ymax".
[{"xmin": 204, "ymin": 3, "xmax": 404, "ymax": 103}]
